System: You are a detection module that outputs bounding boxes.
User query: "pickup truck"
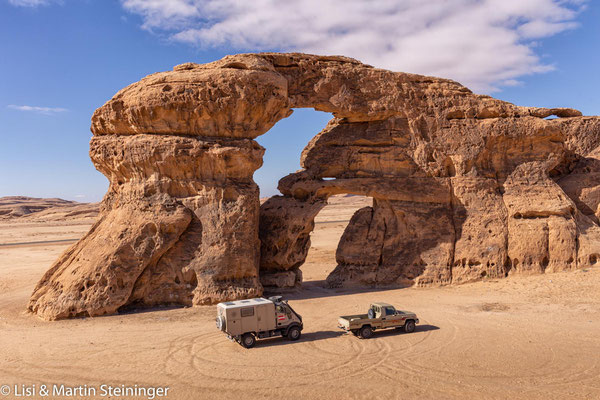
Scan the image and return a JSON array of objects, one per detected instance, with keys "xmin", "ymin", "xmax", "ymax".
[{"xmin": 338, "ymin": 302, "xmax": 419, "ymax": 339}]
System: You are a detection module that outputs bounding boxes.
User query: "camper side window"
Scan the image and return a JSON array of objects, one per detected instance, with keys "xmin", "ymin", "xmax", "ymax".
[{"xmin": 241, "ymin": 307, "xmax": 254, "ymax": 317}]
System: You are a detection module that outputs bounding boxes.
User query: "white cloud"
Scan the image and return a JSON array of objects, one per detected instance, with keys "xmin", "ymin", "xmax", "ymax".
[
  {"xmin": 7, "ymin": 0, "xmax": 61, "ymax": 7},
  {"xmin": 8, "ymin": 105, "xmax": 68, "ymax": 115},
  {"xmin": 120, "ymin": 0, "xmax": 585, "ymax": 92}
]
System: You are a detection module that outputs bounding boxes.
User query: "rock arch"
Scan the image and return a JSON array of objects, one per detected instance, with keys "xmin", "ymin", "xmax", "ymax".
[{"xmin": 28, "ymin": 53, "xmax": 600, "ymax": 320}]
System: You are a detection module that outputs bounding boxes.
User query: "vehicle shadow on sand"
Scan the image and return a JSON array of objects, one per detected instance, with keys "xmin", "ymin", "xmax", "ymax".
[
  {"xmin": 369, "ymin": 324, "xmax": 440, "ymax": 338},
  {"xmin": 254, "ymin": 330, "xmax": 345, "ymax": 348},
  {"xmin": 253, "ymin": 325, "xmax": 440, "ymax": 348}
]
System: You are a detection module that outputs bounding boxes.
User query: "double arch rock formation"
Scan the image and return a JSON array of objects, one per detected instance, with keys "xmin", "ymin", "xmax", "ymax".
[{"xmin": 29, "ymin": 53, "xmax": 600, "ymax": 320}]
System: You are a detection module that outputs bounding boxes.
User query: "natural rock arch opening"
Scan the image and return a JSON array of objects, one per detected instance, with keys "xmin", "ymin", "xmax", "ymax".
[
  {"xmin": 253, "ymin": 108, "xmax": 334, "ymax": 198},
  {"xmin": 260, "ymin": 193, "xmax": 373, "ymax": 290},
  {"xmin": 303, "ymin": 195, "xmax": 373, "ymax": 286}
]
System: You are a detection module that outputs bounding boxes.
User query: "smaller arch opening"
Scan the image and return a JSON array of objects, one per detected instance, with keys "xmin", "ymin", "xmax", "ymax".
[{"xmin": 302, "ymin": 194, "xmax": 373, "ymax": 287}]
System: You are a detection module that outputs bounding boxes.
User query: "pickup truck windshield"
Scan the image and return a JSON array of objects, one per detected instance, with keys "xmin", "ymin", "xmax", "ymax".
[{"xmin": 384, "ymin": 306, "xmax": 396, "ymax": 315}]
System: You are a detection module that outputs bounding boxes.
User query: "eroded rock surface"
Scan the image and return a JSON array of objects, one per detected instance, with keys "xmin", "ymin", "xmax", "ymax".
[{"xmin": 29, "ymin": 53, "xmax": 600, "ymax": 319}]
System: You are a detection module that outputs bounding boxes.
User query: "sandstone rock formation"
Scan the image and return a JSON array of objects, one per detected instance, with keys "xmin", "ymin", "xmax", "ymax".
[{"xmin": 29, "ymin": 53, "xmax": 600, "ymax": 320}]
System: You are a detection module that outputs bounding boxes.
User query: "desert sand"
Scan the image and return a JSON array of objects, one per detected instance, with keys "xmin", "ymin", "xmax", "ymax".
[{"xmin": 1, "ymin": 195, "xmax": 599, "ymax": 399}]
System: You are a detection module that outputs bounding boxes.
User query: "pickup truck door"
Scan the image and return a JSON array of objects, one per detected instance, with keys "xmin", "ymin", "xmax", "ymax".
[{"xmin": 382, "ymin": 306, "xmax": 402, "ymax": 328}]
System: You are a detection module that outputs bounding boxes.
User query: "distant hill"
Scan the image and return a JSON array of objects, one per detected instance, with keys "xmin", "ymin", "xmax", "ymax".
[{"xmin": 0, "ymin": 196, "xmax": 99, "ymax": 221}]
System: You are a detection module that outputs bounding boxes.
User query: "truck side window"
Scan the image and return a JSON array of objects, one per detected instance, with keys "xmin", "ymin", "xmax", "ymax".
[
  {"xmin": 385, "ymin": 306, "xmax": 396, "ymax": 315},
  {"xmin": 277, "ymin": 305, "xmax": 292, "ymax": 318},
  {"xmin": 240, "ymin": 307, "xmax": 254, "ymax": 317}
]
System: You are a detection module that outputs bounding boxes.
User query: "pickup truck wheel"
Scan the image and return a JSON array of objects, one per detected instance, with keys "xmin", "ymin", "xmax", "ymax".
[
  {"xmin": 404, "ymin": 320, "xmax": 416, "ymax": 333},
  {"xmin": 359, "ymin": 326, "xmax": 373, "ymax": 339},
  {"xmin": 241, "ymin": 333, "xmax": 256, "ymax": 348},
  {"xmin": 287, "ymin": 326, "xmax": 301, "ymax": 341}
]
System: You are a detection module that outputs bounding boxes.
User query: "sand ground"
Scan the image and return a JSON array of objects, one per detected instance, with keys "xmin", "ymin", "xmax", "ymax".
[{"xmin": 1, "ymin": 196, "xmax": 599, "ymax": 400}]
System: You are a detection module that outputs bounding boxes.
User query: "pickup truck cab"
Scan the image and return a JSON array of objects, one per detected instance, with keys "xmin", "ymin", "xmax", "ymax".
[{"xmin": 338, "ymin": 302, "xmax": 419, "ymax": 339}]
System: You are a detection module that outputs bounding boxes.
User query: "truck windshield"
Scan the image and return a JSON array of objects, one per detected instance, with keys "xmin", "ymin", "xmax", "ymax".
[{"xmin": 284, "ymin": 302, "xmax": 302, "ymax": 321}]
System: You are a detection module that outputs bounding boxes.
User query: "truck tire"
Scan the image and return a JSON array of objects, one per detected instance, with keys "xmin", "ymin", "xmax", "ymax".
[
  {"xmin": 404, "ymin": 320, "xmax": 416, "ymax": 333},
  {"xmin": 287, "ymin": 326, "xmax": 301, "ymax": 341},
  {"xmin": 241, "ymin": 333, "xmax": 256, "ymax": 348},
  {"xmin": 359, "ymin": 325, "xmax": 373, "ymax": 339}
]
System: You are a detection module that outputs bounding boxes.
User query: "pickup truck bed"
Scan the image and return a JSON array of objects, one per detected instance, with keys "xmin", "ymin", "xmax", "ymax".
[{"xmin": 338, "ymin": 314, "xmax": 369, "ymax": 324}]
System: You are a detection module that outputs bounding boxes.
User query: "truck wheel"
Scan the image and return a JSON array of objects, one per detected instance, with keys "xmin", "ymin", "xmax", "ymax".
[
  {"xmin": 287, "ymin": 326, "xmax": 301, "ymax": 341},
  {"xmin": 359, "ymin": 326, "xmax": 373, "ymax": 339},
  {"xmin": 241, "ymin": 333, "xmax": 256, "ymax": 348},
  {"xmin": 404, "ymin": 320, "xmax": 416, "ymax": 333}
]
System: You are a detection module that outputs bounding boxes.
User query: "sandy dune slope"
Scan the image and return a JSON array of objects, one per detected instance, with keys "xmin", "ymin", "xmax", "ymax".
[
  {"xmin": 0, "ymin": 196, "xmax": 98, "ymax": 221},
  {"xmin": 0, "ymin": 195, "xmax": 599, "ymax": 400}
]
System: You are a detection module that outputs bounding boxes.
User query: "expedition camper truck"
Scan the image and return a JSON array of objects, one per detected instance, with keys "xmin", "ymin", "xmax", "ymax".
[{"xmin": 216, "ymin": 296, "xmax": 303, "ymax": 348}]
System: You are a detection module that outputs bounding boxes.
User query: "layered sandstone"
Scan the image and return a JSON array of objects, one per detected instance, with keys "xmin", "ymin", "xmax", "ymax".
[{"xmin": 29, "ymin": 53, "xmax": 600, "ymax": 320}]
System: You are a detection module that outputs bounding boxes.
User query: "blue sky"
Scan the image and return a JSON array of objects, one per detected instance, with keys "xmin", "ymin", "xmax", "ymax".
[{"xmin": 0, "ymin": 0, "xmax": 598, "ymax": 201}]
